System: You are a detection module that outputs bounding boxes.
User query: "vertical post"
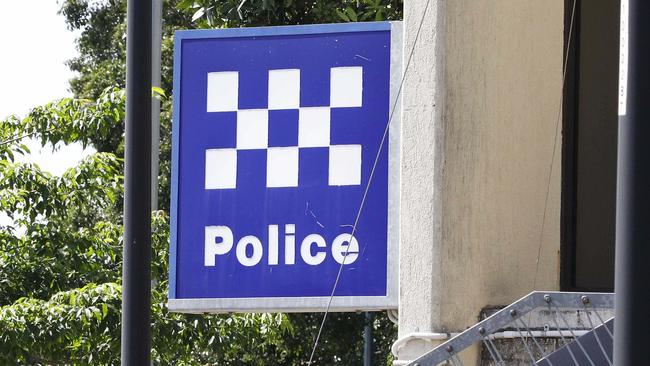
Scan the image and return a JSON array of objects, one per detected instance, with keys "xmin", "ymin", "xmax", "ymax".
[
  {"xmin": 151, "ymin": 0, "xmax": 162, "ymax": 211},
  {"xmin": 614, "ymin": 0, "xmax": 650, "ymax": 365},
  {"xmin": 363, "ymin": 312, "xmax": 373, "ymax": 366},
  {"xmin": 121, "ymin": 0, "xmax": 152, "ymax": 364}
]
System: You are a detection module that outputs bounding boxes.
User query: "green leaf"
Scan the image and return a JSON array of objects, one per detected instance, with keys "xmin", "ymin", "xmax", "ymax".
[
  {"xmin": 151, "ymin": 86, "xmax": 166, "ymax": 99},
  {"xmin": 336, "ymin": 8, "xmax": 350, "ymax": 21},
  {"xmin": 93, "ymin": 308, "xmax": 102, "ymax": 323},
  {"xmin": 345, "ymin": 7, "xmax": 358, "ymax": 22}
]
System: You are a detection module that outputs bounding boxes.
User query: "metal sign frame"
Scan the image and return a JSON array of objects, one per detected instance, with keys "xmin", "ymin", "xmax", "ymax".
[{"xmin": 168, "ymin": 21, "xmax": 402, "ymax": 313}]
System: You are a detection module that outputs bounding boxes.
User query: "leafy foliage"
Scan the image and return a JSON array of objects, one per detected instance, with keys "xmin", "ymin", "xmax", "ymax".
[
  {"xmin": 0, "ymin": 150, "xmax": 293, "ymax": 364},
  {"xmin": 59, "ymin": 0, "xmax": 402, "ymax": 99},
  {"xmin": 0, "ymin": 0, "xmax": 400, "ymax": 364},
  {"xmin": 176, "ymin": 0, "xmax": 402, "ymax": 28},
  {"xmin": 0, "ymin": 283, "xmax": 121, "ymax": 365},
  {"xmin": 6, "ymin": 88, "xmax": 127, "ymax": 153}
]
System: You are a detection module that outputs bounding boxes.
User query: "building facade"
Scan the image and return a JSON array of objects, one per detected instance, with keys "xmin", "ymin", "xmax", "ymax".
[{"xmin": 395, "ymin": 0, "xmax": 618, "ymax": 364}]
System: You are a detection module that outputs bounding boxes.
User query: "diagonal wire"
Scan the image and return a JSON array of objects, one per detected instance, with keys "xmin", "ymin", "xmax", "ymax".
[
  {"xmin": 513, "ymin": 320, "xmax": 538, "ymax": 365},
  {"xmin": 517, "ymin": 317, "xmax": 549, "ymax": 361},
  {"xmin": 482, "ymin": 338, "xmax": 499, "ymax": 364},
  {"xmin": 584, "ymin": 309, "xmax": 613, "ymax": 365},
  {"xmin": 487, "ymin": 336, "xmax": 506, "ymax": 365},
  {"xmin": 592, "ymin": 311, "xmax": 614, "ymax": 340},
  {"xmin": 549, "ymin": 303, "xmax": 579, "ymax": 366},
  {"xmin": 306, "ymin": 1, "xmax": 434, "ymax": 364},
  {"xmin": 533, "ymin": 0, "xmax": 577, "ymax": 291},
  {"xmin": 554, "ymin": 303, "xmax": 596, "ymax": 366}
]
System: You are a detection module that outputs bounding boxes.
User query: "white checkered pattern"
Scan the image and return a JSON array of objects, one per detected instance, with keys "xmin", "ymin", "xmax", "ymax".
[{"xmin": 205, "ymin": 67, "xmax": 363, "ymax": 189}]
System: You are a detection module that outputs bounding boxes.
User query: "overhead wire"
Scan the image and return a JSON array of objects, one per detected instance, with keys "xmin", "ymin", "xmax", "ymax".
[
  {"xmin": 532, "ymin": 0, "xmax": 577, "ymax": 291},
  {"xmin": 306, "ymin": 0, "xmax": 434, "ymax": 363}
]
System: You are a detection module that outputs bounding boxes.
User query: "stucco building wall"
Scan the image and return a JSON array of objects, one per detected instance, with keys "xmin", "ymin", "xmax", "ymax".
[{"xmin": 398, "ymin": 0, "xmax": 564, "ymax": 363}]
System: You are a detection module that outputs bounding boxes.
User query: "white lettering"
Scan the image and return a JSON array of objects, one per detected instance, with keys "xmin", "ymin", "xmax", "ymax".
[
  {"xmin": 204, "ymin": 226, "xmax": 233, "ymax": 266},
  {"xmin": 331, "ymin": 234, "xmax": 359, "ymax": 265},
  {"xmin": 203, "ymin": 224, "xmax": 362, "ymax": 267},
  {"xmin": 236, "ymin": 235, "xmax": 263, "ymax": 267},
  {"xmin": 285, "ymin": 224, "xmax": 296, "ymax": 265},
  {"xmin": 300, "ymin": 234, "xmax": 327, "ymax": 265},
  {"xmin": 268, "ymin": 225, "xmax": 279, "ymax": 265}
]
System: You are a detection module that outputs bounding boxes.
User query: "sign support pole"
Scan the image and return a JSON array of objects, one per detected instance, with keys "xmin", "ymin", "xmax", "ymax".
[
  {"xmin": 121, "ymin": 0, "xmax": 152, "ymax": 364},
  {"xmin": 151, "ymin": 0, "xmax": 162, "ymax": 211},
  {"xmin": 614, "ymin": 0, "xmax": 650, "ymax": 364},
  {"xmin": 363, "ymin": 312, "xmax": 373, "ymax": 366}
]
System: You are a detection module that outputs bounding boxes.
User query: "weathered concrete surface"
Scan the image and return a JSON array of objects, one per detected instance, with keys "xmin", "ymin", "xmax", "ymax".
[
  {"xmin": 397, "ymin": 0, "xmax": 564, "ymax": 364},
  {"xmin": 440, "ymin": 0, "xmax": 563, "ymax": 329},
  {"xmin": 397, "ymin": 0, "xmax": 446, "ymax": 361}
]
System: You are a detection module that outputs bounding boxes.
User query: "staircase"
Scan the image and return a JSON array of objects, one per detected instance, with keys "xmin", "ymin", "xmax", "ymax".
[
  {"xmin": 405, "ymin": 292, "xmax": 615, "ymax": 366},
  {"xmin": 537, "ymin": 319, "xmax": 614, "ymax": 366}
]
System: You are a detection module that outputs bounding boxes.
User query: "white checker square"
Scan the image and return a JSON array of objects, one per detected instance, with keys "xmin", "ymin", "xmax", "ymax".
[
  {"xmin": 205, "ymin": 148, "xmax": 237, "ymax": 189},
  {"xmin": 207, "ymin": 71, "xmax": 239, "ymax": 112},
  {"xmin": 330, "ymin": 67, "xmax": 363, "ymax": 108},
  {"xmin": 329, "ymin": 144, "xmax": 361, "ymax": 186},
  {"xmin": 237, "ymin": 109, "xmax": 268, "ymax": 150},
  {"xmin": 298, "ymin": 107, "xmax": 330, "ymax": 147},
  {"xmin": 268, "ymin": 69, "xmax": 300, "ymax": 110},
  {"xmin": 267, "ymin": 147, "xmax": 299, "ymax": 187}
]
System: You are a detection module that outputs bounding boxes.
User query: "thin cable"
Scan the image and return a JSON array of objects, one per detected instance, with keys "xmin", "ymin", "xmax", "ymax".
[
  {"xmin": 512, "ymin": 320, "xmax": 538, "ymax": 365},
  {"xmin": 583, "ymin": 309, "xmax": 613, "ymax": 365},
  {"xmin": 517, "ymin": 318, "xmax": 550, "ymax": 361},
  {"xmin": 554, "ymin": 303, "xmax": 596, "ymax": 366},
  {"xmin": 482, "ymin": 338, "xmax": 499, "ymax": 364},
  {"xmin": 306, "ymin": 1, "xmax": 434, "ymax": 363},
  {"xmin": 549, "ymin": 303, "xmax": 580, "ymax": 366},
  {"xmin": 486, "ymin": 336, "xmax": 506, "ymax": 364},
  {"xmin": 533, "ymin": 0, "xmax": 577, "ymax": 291}
]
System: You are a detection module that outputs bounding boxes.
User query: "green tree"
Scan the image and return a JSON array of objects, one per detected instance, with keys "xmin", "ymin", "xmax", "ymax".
[
  {"xmin": 0, "ymin": 91, "xmax": 293, "ymax": 365},
  {"xmin": 0, "ymin": 0, "xmax": 401, "ymax": 364}
]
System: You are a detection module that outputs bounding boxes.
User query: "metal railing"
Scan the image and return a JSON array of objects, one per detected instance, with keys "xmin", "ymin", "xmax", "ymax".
[{"xmin": 406, "ymin": 291, "xmax": 615, "ymax": 366}]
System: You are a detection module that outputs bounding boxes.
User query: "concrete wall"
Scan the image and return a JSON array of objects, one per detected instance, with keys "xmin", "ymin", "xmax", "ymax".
[
  {"xmin": 397, "ymin": 0, "xmax": 446, "ymax": 360},
  {"xmin": 397, "ymin": 0, "xmax": 564, "ymax": 363},
  {"xmin": 440, "ymin": 0, "xmax": 564, "ymax": 327}
]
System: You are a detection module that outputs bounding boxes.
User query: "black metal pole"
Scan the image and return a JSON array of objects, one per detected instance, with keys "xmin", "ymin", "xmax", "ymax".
[
  {"xmin": 151, "ymin": 0, "xmax": 162, "ymax": 211},
  {"xmin": 363, "ymin": 312, "xmax": 373, "ymax": 366},
  {"xmin": 121, "ymin": 0, "xmax": 152, "ymax": 364},
  {"xmin": 614, "ymin": 0, "xmax": 650, "ymax": 365}
]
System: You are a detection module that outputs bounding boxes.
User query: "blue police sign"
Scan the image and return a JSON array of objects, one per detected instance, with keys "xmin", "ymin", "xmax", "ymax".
[{"xmin": 169, "ymin": 22, "xmax": 401, "ymax": 312}]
